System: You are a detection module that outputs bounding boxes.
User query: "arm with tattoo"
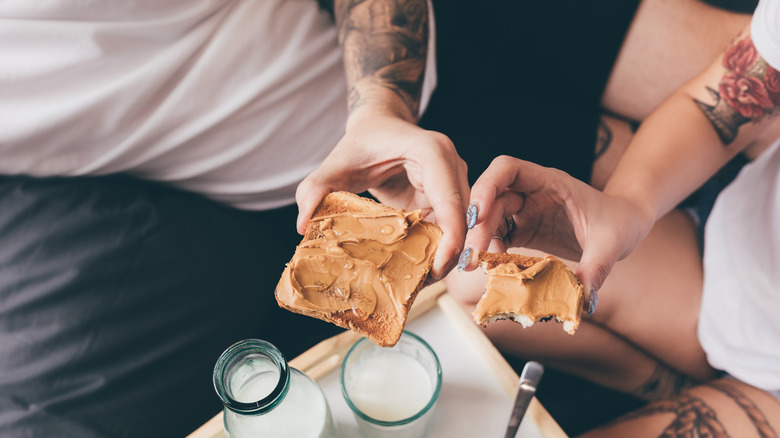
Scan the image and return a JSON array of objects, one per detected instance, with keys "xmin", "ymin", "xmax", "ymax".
[
  {"xmin": 695, "ymin": 34, "xmax": 780, "ymax": 145},
  {"xmin": 462, "ymin": 24, "xmax": 780, "ymax": 294},
  {"xmin": 603, "ymin": 27, "xmax": 780, "ymax": 225},
  {"xmin": 297, "ymin": 0, "xmax": 468, "ymax": 280},
  {"xmin": 334, "ymin": 0, "xmax": 428, "ymax": 120}
]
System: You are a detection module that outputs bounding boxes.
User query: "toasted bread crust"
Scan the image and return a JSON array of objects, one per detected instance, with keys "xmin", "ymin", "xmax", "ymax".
[
  {"xmin": 477, "ymin": 252, "xmax": 542, "ymax": 271},
  {"xmin": 303, "ymin": 192, "xmax": 403, "ymax": 241},
  {"xmin": 276, "ymin": 191, "xmax": 441, "ymax": 347}
]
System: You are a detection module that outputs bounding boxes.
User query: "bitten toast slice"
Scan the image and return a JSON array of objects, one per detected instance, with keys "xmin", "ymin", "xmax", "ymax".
[
  {"xmin": 275, "ymin": 192, "xmax": 442, "ymax": 347},
  {"xmin": 472, "ymin": 252, "xmax": 585, "ymax": 335}
]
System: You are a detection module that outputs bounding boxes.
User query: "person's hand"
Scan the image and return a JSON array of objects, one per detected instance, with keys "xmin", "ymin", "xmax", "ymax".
[
  {"xmin": 459, "ymin": 155, "xmax": 655, "ymax": 299},
  {"xmin": 296, "ymin": 105, "xmax": 469, "ymax": 280}
]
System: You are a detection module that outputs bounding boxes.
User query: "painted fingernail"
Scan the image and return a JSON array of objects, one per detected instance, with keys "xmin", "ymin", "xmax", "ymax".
[
  {"xmin": 587, "ymin": 289, "xmax": 598, "ymax": 317},
  {"xmin": 466, "ymin": 203, "xmax": 478, "ymax": 229},
  {"xmin": 457, "ymin": 247, "xmax": 473, "ymax": 271}
]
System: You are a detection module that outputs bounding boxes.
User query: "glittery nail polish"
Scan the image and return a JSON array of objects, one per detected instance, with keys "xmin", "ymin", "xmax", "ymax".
[
  {"xmin": 587, "ymin": 289, "xmax": 598, "ymax": 317},
  {"xmin": 466, "ymin": 203, "xmax": 478, "ymax": 229},
  {"xmin": 457, "ymin": 247, "xmax": 473, "ymax": 271}
]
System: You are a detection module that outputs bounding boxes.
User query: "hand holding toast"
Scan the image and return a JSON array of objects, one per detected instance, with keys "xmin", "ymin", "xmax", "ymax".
[
  {"xmin": 296, "ymin": 105, "xmax": 469, "ymax": 280},
  {"xmin": 278, "ymin": 192, "xmax": 442, "ymax": 347},
  {"xmin": 460, "ymin": 155, "xmax": 654, "ymax": 296}
]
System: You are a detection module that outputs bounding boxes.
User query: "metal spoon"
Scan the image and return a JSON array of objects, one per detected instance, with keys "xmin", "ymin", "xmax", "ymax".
[{"xmin": 504, "ymin": 361, "xmax": 544, "ymax": 438}]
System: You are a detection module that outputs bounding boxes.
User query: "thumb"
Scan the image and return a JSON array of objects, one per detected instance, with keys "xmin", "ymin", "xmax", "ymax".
[
  {"xmin": 574, "ymin": 233, "xmax": 623, "ymax": 317},
  {"xmin": 295, "ymin": 177, "xmax": 333, "ymax": 235}
]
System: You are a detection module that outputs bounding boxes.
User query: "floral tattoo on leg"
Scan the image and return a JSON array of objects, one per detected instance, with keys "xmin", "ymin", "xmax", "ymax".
[{"xmin": 695, "ymin": 35, "xmax": 780, "ymax": 145}]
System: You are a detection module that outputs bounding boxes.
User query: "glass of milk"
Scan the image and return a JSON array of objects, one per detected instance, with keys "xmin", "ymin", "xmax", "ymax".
[
  {"xmin": 341, "ymin": 331, "xmax": 442, "ymax": 438},
  {"xmin": 213, "ymin": 339, "xmax": 338, "ymax": 438}
]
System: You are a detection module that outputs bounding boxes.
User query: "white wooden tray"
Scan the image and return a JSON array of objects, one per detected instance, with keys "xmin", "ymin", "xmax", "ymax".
[{"xmin": 187, "ymin": 282, "xmax": 568, "ymax": 438}]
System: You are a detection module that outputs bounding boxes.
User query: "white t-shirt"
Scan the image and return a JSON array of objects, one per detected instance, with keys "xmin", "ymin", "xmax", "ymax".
[
  {"xmin": 0, "ymin": 0, "xmax": 436, "ymax": 210},
  {"xmin": 698, "ymin": 0, "xmax": 780, "ymax": 393}
]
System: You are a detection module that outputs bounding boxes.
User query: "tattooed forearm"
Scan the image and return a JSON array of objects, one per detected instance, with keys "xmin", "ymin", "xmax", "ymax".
[
  {"xmin": 333, "ymin": 0, "xmax": 428, "ymax": 117},
  {"xmin": 694, "ymin": 35, "xmax": 780, "ymax": 145},
  {"xmin": 695, "ymin": 86, "xmax": 748, "ymax": 144}
]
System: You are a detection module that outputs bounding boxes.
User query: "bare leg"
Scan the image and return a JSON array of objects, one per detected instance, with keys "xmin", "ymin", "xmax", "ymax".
[
  {"xmin": 580, "ymin": 378, "xmax": 780, "ymax": 438},
  {"xmin": 592, "ymin": 208, "xmax": 712, "ymax": 381},
  {"xmin": 481, "ymin": 302, "xmax": 665, "ymax": 396},
  {"xmin": 592, "ymin": 117, "xmax": 712, "ymax": 380}
]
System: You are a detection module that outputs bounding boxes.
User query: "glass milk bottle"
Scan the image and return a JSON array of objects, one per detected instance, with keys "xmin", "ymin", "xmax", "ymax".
[{"xmin": 213, "ymin": 339, "xmax": 337, "ymax": 438}]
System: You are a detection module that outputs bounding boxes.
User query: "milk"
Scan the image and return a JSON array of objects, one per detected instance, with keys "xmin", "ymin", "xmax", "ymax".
[
  {"xmin": 348, "ymin": 351, "xmax": 434, "ymax": 421},
  {"xmin": 224, "ymin": 369, "xmax": 337, "ymax": 438},
  {"xmin": 234, "ymin": 371, "xmax": 278, "ymax": 403}
]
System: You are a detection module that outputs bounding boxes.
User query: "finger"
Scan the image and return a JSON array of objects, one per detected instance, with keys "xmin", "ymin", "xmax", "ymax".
[
  {"xmin": 573, "ymin": 231, "xmax": 623, "ymax": 316},
  {"xmin": 468, "ymin": 156, "xmax": 548, "ymax": 228},
  {"xmin": 486, "ymin": 234, "xmax": 507, "ymax": 254},
  {"xmin": 295, "ymin": 176, "xmax": 333, "ymax": 235},
  {"xmin": 295, "ymin": 148, "xmax": 377, "ymax": 235},
  {"xmin": 421, "ymin": 148, "xmax": 469, "ymax": 280},
  {"xmin": 459, "ymin": 191, "xmax": 525, "ymax": 271},
  {"xmin": 469, "ymin": 192, "xmax": 524, "ymax": 251},
  {"xmin": 427, "ymin": 186, "xmax": 467, "ymax": 280}
]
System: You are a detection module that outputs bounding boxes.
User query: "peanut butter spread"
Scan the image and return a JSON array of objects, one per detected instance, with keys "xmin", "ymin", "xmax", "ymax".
[
  {"xmin": 279, "ymin": 210, "xmax": 437, "ymax": 324},
  {"xmin": 473, "ymin": 256, "xmax": 585, "ymax": 335}
]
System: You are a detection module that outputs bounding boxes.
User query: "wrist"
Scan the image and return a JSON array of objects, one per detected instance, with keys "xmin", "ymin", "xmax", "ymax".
[
  {"xmin": 603, "ymin": 190, "xmax": 658, "ymax": 245},
  {"xmin": 603, "ymin": 168, "xmax": 664, "ymax": 222},
  {"xmin": 346, "ymin": 79, "xmax": 418, "ymax": 129}
]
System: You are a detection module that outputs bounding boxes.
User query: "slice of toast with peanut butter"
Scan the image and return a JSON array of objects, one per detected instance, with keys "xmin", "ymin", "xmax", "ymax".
[
  {"xmin": 275, "ymin": 192, "xmax": 442, "ymax": 347},
  {"xmin": 473, "ymin": 252, "xmax": 585, "ymax": 335}
]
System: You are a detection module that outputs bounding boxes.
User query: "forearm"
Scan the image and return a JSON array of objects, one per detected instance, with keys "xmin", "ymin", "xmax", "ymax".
[
  {"xmin": 605, "ymin": 27, "xmax": 780, "ymax": 223},
  {"xmin": 604, "ymin": 92, "xmax": 740, "ymax": 223},
  {"xmin": 332, "ymin": 0, "xmax": 428, "ymax": 123}
]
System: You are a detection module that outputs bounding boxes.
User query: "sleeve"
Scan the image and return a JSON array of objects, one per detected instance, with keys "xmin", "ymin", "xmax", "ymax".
[{"xmin": 751, "ymin": 0, "xmax": 780, "ymax": 70}]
